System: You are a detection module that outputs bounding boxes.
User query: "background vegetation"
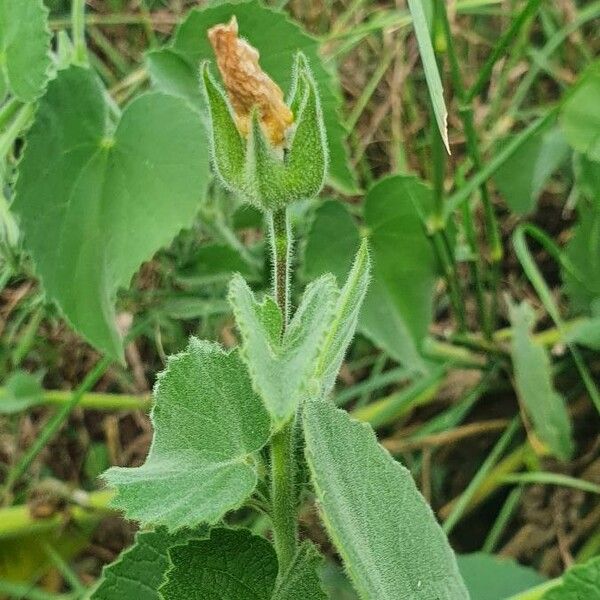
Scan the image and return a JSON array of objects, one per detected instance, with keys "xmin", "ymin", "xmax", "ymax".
[{"xmin": 0, "ymin": 0, "xmax": 599, "ymax": 597}]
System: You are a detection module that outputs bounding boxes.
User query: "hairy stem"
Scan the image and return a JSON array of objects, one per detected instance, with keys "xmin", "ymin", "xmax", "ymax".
[
  {"xmin": 269, "ymin": 208, "xmax": 297, "ymax": 573},
  {"xmin": 71, "ymin": 0, "xmax": 88, "ymax": 65}
]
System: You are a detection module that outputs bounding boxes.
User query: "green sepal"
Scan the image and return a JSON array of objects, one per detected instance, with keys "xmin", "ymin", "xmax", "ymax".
[
  {"xmin": 200, "ymin": 51, "xmax": 328, "ymax": 212},
  {"xmin": 200, "ymin": 62, "xmax": 245, "ymax": 191}
]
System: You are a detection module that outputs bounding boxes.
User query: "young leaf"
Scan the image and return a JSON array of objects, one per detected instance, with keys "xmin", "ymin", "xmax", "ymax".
[
  {"xmin": 362, "ymin": 175, "xmax": 439, "ymax": 373},
  {"xmin": 160, "ymin": 529, "xmax": 326, "ymax": 600},
  {"xmin": 0, "ymin": 0, "xmax": 51, "ymax": 102},
  {"xmin": 228, "ymin": 274, "xmax": 337, "ymax": 426},
  {"xmin": 103, "ymin": 338, "xmax": 271, "ymax": 530},
  {"xmin": 406, "ymin": 0, "xmax": 450, "ymax": 153},
  {"xmin": 509, "ymin": 301, "xmax": 574, "ymax": 460},
  {"xmin": 12, "ymin": 66, "xmax": 210, "ymax": 359},
  {"xmin": 0, "ymin": 371, "xmax": 43, "ymax": 414},
  {"xmin": 146, "ymin": 0, "xmax": 356, "ymax": 194},
  {"xmin": 303, "ymin": 400, "xmax": 468, "ymax": 600},
  {"xmin": 541, "ymin": 555, "xmax": 600, "ymax": 600},
  {"xmin": 90, "ymin": 527, "xmax": 208, "ymax": 600},
  {"xmin": 313, "ymin": 240, "xmax": 370, "ymax": 398}
]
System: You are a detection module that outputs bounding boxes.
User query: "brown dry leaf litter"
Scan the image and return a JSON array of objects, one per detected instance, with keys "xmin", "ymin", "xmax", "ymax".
[{"xmin": 208, "ymin": 16, "xmax": 294, "ymax": 146}]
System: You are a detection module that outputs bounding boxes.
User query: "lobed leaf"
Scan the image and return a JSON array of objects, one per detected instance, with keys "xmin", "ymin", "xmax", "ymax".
[
  {"xmin": 90, "ymin": 527, "xmax": 208, "ymax": 600},
  {"xmin": 509, "ymin": 300, "xmax": 574, "ymax": 460},
  {"xmin": 303, "ymin": 399, "xmax": 468, "ymax": 600},
  {"xmin": 12, "ymin": 66, "xmax": 210, "ymax": 359},
  {"xmin": 103, "ymin": 339, "xmax": 271, "ymax": 530},
  {"xmin": 228, "ymin": 274, "xmax": 337, "ymax": 426},
  {"xmin": 0, "ymin": 0, "xmax": 51, "ymax": 102},
  {"xmin": 160, "ymin": 528, "xmax": 326, "ymax": 599}
]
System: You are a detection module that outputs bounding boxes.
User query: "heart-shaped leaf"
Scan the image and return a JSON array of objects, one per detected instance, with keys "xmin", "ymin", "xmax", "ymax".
[
  {"xmin": 13, "ymin": 66, "xmax": 210, "ymax": 359},
  {"xmin": 103, "ymin": 338, "xmax": 271, "ymax": 530},
  {"xmin": 0, "ymin": 0, "xmax": 51, "ymax": 101}
]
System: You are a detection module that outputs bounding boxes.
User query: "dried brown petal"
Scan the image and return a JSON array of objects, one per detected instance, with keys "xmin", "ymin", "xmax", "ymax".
[{"xmin": 208, "ymin": 16, "xmax": 293, "ymax": 146}]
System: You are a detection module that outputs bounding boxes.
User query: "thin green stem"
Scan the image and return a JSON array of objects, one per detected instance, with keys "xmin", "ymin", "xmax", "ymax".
[
  {"xmin": 466, "ymin": 0, "xmax": 542, "ymax": 102},
  {"xmin": 0, "ymin": 103, "xmax": 34, "ymax": 161},
  {"xmin": 71, "ymin": 0, "xmax": 88, "ymax": 65},
  {"xmin": 268, "ymin": 208, "xmax": 297, "ymax": 574},
  {"xmin": 0, "ymin": 98, "xmax": 22, "ymax": 131}
]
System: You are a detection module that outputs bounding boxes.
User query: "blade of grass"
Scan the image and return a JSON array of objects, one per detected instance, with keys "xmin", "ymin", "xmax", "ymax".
[
  {"xmin": 482, "ymin": 486, "xmax": 523, "ymax": 552},
  {"xmin": 501, "ymin": 472, "xmax": 600, "ymax": 495}
]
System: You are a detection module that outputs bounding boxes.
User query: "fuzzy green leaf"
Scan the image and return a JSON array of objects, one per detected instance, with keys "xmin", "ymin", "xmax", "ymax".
[
  {"xmin": 0, "ymin": 0, "xmax": 51, "ymax": 101},
  {"xmin": 303, "ymin": 400, "xmax": 468, "ymax": 600},
  {"xmin": 509, "ymin": 301, "xmax": 574, "ymax": 460},
  {"xmin": 146, "ymin": 0, "xmax": 356, "ymax": 193},
  {"xmin": 161, "ymin": 529, "xmax": 326, "ymax": 600},
  {"xmin": 90, "ymin": 527, "xmax": 207, "ymax": 600},
  {"xmin": 362, "ymin": 175, "xmax": 439, "ymax": 373},
  {"xmin": 12, "ymin": 66, "xmax": 210, "ymax": 359},
  {"xmin": 103, "ymin": 339, "xmax": 271, "ymax": 530},
  {"xmin": 542, "ymin": 556, "xmax": 600, "ymax": 600},
  {"xmin": 313, "ymin": 240, "xmax": 370, "ymax": 398},
  {"xmin": 228, "ymin": 274, "xmax": 337, "ymax": 425}
]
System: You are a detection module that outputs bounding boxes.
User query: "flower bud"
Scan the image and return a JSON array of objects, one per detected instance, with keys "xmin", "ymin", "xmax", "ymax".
[{"xmin": 201, "ymin": 21, "xmax": 328, "ymax": 212}]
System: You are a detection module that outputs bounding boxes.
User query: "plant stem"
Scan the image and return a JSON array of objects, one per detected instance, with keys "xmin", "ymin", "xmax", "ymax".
[
  {"xmin": 268, "ymin": 208, "xmax": 297, "ymax": 573},
  {"xmin": 71, "ymin": 0, "xmax": 88, "ymax": 65}
]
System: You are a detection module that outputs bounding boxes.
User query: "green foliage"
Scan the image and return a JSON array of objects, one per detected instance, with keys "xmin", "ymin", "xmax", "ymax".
[
  {"xmin": 202, "ymin": 53, "xmax": 328, "ymax": 211},
  {"xmin": 12, "ymin": 66, "xmax": 210, "ymax": 359},
  {"xmin": 406, "ymin": 0, "xmax": 450, "ymax": 153},
  {"xmin": 229, "ymin": 273, "xmax": 336, "ymax": 426},
  {"xmin": 494, "ymin": 126, "xmax": 570, "ymax": 214},
  {"xmin": 560, "ymin": 60, "xmax": 600, "ymax": 162},
  {"xmin": 146, "ymin": 0, "xmax": 355, "ymax": 193},
  {"xmin": 362, "ymin": 175, "xmax": 438, "ymax": 372},
  {"xmin": 542, "ymin": 555, "xmax": 600, "ymax": 600},
  {"xmin": 0, "ymin": 0, "xmax": 51, "ymax": 101},
  {"xmin": 303, "ymin": 399, "xmax": 468, "ymax": 600},
  {"xmin": 0, "ymin": 371, "xmax": 43, "ymax": 414},
  {"xmin": 103, "ymin": 339, "xmax": 271, "ymax": 530},
  {"xmin": 457, "ymin": 553, "xmax": 546, "ymax": 600},
  {"xmin": 161, "ymin": 528, "xmax": 326, "ymax": 599},
  {"xmin": 509, "ymin": 300, "xmax": 573, "ymax": 460},
  {"xmin": 91, "ymin": 527, "xmax": 208, "ymax": 600}
]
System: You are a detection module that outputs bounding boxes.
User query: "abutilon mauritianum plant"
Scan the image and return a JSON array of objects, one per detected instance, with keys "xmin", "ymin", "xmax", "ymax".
[{"xmin": 95, "ymin": 14, "xmax": 468, "ymax": 600}]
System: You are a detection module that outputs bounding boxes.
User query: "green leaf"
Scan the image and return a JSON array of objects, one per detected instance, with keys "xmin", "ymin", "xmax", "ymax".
[
  {"xmin": 161, "ymin": 529, "xmax": 326, "ymax": 600},
  {"xmin": 313, "ymin": 240, "xmax": 370, "ymax": 398},
  {"xmin": 103, "ymin": 338, "xmax": 271, "ymax": 530},
  {"xmin": 562, "ymin": 198, "xmax": 600, "ymax": 313},
  {"xmin": 0, "ymin": 371, "xmax": 43, "ymax": 414},
  {"xmin": 406, "ymin": 0, "xmax": 449, "ymax": 153},
  {"xmin": 362, "ymin": 175, "xmax": 438, "ymax": 372},
  {"xmin": 228, "ymin": 274, "xmax": 337, "ymax": 426},
  {"xmin": 90, "ymin": 527, "xmax": 207, "ymax": 600},
  {"xmin": 457, "ymin": 553, "xmax": 546, "ymax": 600},
  {"xmin": 0, "ymin": 0, "xmax": 51, "ymax": 101},
  {"xmin": 146, "ymin": 0, "xmax": 356, "ymax": 194},
  {"xmin": 273, "ymin": 542, "xmax": 328, "ymax": 600},
  {"xmin": 302, "ymin": 200, "xmax": 360, "ymax": 283},
  {"xmin": 494, "ymin": 126, "xmax": 570, "ymax": 214},
  {"xmin": 303, "ymin": 399, "xmax": 468, "ymax": 600},
  {"xmin": 560, "ymin": 60, "xmax": 600, "ymax": 162},
  {"xmin": 161, "ymin": 528, "xmax": 277, "ymax": 599},
  {"xmin": 12, "ymin": 66, "xmax": 210, "ymax": 359},
  {"xmin": 509, "ymin": 300, "xmax": 573, "ymax": 460},
  {"xmin": 542, "ymin": 556, "xmax": 600, "ymax": 600}
]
